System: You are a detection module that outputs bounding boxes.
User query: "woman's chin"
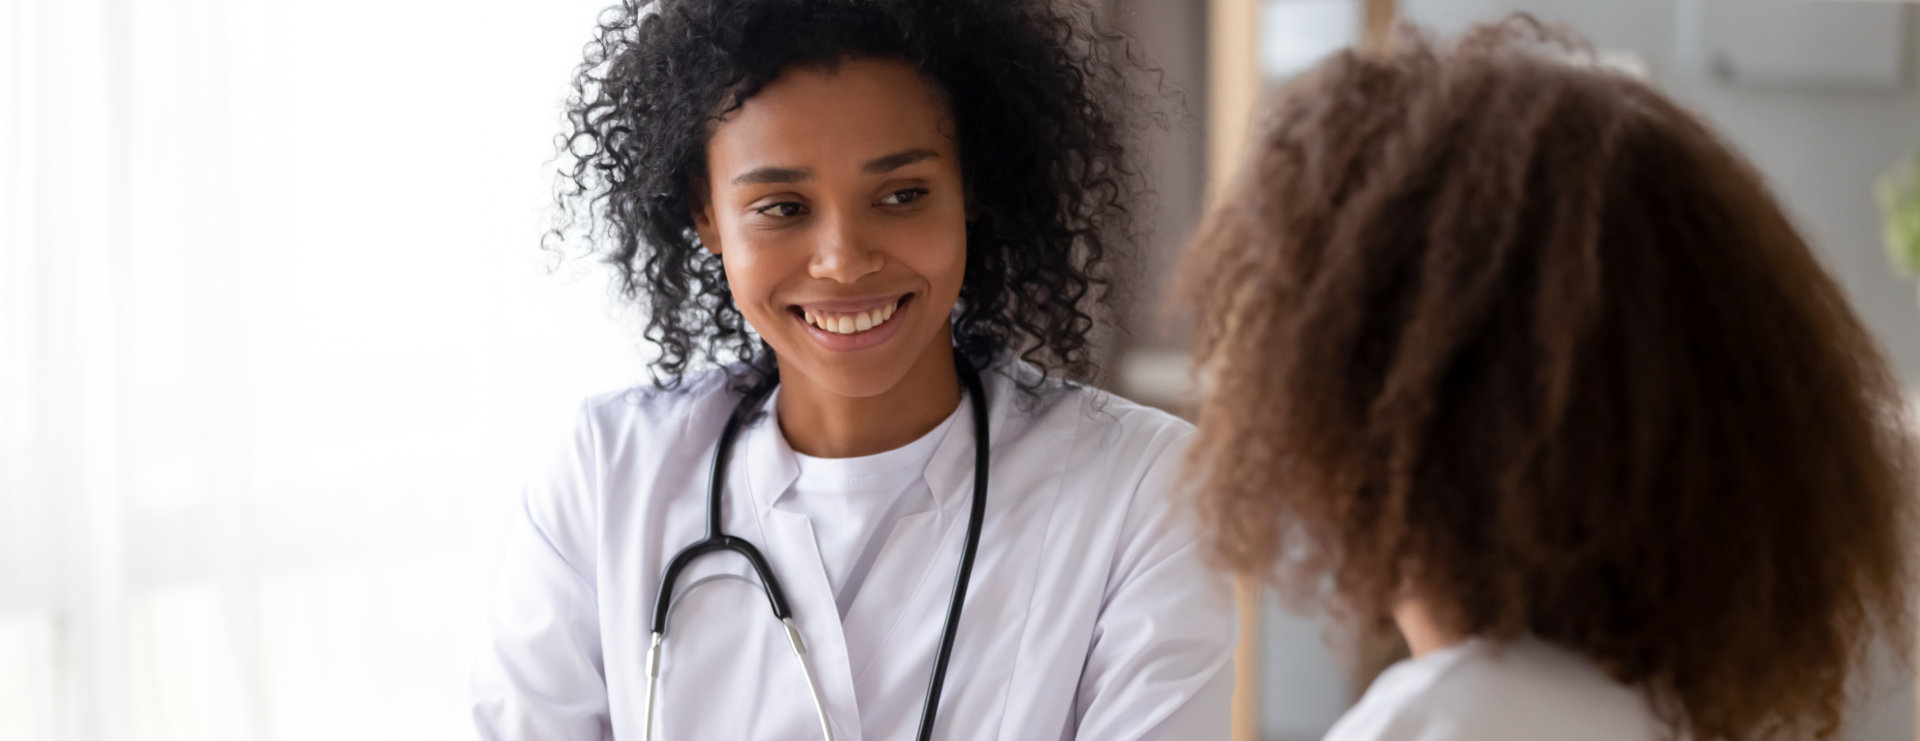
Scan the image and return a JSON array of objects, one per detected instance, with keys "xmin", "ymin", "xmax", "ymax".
[{"xmin": 771, "ymin": 331, "xmax": 953, "ymax": 401}]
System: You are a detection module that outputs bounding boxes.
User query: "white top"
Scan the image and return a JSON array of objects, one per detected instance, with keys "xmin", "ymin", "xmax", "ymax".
[
  {"xmin": 782, "ymin": 389, "xmax": 962, "ymax": 617},
  {"xmin": 1323, "ymin": 637, "xmax": 1665, "ymax": 741},
  {"xmin": 469, "ymin": 362, "xmax": 1239, "ymax": 740}
]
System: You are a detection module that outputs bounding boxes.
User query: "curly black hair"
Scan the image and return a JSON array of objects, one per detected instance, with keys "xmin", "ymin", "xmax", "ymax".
[{"xmin": 550, "ymin": 0, "xmax": 1143, "ymax": 391}]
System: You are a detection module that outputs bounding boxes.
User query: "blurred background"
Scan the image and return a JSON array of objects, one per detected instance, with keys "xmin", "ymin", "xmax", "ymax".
[{"xmin": 1, "ymin": 0, "xmax": 1915, "ymax": 739}]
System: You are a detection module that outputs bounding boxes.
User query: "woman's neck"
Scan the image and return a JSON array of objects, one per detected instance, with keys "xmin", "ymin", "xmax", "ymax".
[
  {"xmin": 1393, "ymin": 598, "xmax": 1469, "ymax": 659},
  {"xmin": 775, "ymin": 341, "xmax": 962, "ymax": 459}
]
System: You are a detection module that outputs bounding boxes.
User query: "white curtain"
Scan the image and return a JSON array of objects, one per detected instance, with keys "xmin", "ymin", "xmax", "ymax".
[{"xmin": 1, "ymin": 0, "xmax": 644, "ymax": 738}]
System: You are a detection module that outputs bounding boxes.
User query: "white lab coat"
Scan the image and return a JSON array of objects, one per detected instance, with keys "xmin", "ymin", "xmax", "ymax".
[{"xmin": 469, "ymin": 361, "xmax": 1238, "ymax": 740}]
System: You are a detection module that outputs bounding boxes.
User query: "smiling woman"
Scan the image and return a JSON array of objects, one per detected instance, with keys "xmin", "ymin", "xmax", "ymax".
[
  {"xmin": 552, "ymin": 0, "xmax": 1142, "ymax": 399},
  {"xmin": 468, "ymin": 1, "xmax": 1240, "ymax": 740},
  {"xmin": 691, "ymin": 60, "xmax": 970, "ymax": 457}
]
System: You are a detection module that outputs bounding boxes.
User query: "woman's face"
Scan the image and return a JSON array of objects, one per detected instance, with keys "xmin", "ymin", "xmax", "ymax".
[{"xmin": 693, "ymin": 58, "xmax": 968, "ymax": 399}]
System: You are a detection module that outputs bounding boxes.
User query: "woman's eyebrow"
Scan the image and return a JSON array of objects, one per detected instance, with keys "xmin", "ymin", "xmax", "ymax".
[
  {"xmin": 731, "ymin": 165, "xmax": 812, "ymax": 185},
  {"xmin": 729, "ymin": 149, "xmax": 938, "ymax": 185},
  {"xmin": 862, "ymin": 148, "xmax": 939, "ymax": 174}
]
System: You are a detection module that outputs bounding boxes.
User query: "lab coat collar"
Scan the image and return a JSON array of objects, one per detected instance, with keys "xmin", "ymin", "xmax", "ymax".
[
  {"xmin": 738, "ymin": 359, "xmax": 1033, "ymax": 517},
  {"xmin": 922, "ymin": 359, "xmax": 1028, "ymax": 515},
  {"xmin": 742, "ymin": 390, "xmax": 800, "ymax": 515}
]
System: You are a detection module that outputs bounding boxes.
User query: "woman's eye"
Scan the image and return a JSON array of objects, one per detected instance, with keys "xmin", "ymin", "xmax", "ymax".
[
  {"xmin": 879, "ymin": 188, "xmax": 929, "ymax": 206},
  {"xmin": 754, "ymin": 202, "xmax": 807, "ymax": 218}
]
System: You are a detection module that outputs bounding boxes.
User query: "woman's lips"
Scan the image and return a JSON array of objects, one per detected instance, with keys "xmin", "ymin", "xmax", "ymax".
[
  {"xmin": 799, "ymin": 296, "xmax": 903, "ymax": 334},
  {"xmin": 790, "ymin": 295, "xmax": 912, "ymax": 351}
]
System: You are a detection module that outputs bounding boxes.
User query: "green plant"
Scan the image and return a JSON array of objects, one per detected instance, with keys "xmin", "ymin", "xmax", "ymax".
[{"xmin": 1879, "ymin": 147, "xmax": 1920, "ymax": 279}]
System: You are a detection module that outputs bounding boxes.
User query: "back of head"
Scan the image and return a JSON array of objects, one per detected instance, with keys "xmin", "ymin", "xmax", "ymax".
[{"xmin": 1180, "ymin": 16, "xmax": 1916, "ymax": 739}]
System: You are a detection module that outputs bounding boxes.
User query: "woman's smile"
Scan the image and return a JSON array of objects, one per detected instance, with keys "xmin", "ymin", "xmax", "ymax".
[{"xmin": 790, "ymin": 294, "xmax": 914, "ymax": 351}]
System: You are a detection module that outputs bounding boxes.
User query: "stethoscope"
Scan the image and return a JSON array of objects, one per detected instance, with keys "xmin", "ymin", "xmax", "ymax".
[{"xmin": 644, "ymin": 356, "xmax": 991, "ymax": 741}]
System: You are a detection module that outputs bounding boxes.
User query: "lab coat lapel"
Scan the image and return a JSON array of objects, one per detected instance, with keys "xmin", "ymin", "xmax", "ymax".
[
  {"xmin": 838, "ymin": 373, "xmax": 999, "ymax": 680},
  {"xmin": 839, "ymin": 367, "xmax": 1030, "ymax": 732},
  {"xmin": 839, "ymin": 489, "xmax": 945, "ymax": 683},
  {"xmin": 740, "ymin": 409, "xmax": 866, "ymax": 741}
]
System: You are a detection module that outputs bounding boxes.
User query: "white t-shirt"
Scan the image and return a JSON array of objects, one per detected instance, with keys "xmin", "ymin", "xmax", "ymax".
[
  {"xmin": 780, "ymin": 394, "xmax": 965, "ymax": 618},
  {"xmin": 1323, "ymin": 636, "xmax": 1665, "ymax": 741}
]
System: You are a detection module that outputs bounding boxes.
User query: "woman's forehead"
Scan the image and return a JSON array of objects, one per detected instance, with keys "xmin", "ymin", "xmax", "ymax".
[{"xmin": 705, "ymin": 59, "xmax": 959, "ymax": 180}]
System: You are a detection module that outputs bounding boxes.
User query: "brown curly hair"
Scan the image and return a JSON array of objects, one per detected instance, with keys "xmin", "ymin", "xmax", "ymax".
[{"xmin": 1178, "ymin": 17, "xmax": 1916, "ymax": 740}]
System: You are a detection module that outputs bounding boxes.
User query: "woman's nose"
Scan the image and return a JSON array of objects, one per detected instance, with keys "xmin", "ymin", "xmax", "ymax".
[{"xmin": 807, "ymin": 210, "xmax": 884, "ymax": 283}]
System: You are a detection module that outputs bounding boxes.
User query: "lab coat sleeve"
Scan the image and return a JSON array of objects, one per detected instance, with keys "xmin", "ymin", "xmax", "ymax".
[
  {"xmin": 1073, "ymin": 427, "xmax": 1239, "ymax": 741},
  {"xmin": 469, "ymin": 402, "xmax": 614, "ymax": 741}
]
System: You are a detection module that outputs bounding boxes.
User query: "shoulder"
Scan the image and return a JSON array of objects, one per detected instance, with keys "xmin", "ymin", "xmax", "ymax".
[
  {"xmin": 991, "ymin": 362, "xmax": 1221, "ymax": 591},
  {"xmin": 533, "ymin": 365, "xmax": 749, "ymax": 504},
  {"xmin": 536, "ymin": 366, "xmax": 748, "ymax": 490},
  {"xmin": 1328, "ymin": 638, "xmax": 1664, "ymax": 741},
  {"xmin": 990, "ymin": 364, "xmax": 1197, "ymax": 529},
  {"xmin": 987, "ymin": 362, "xmax": 1199, "ymax": 540},
  {"xmin": 575, "ymin": 366, "xmax": 740, "ymax": 437},
  {"xmin": 995, "ymin": 361, "xmax": 1194, "ymax": 463}
]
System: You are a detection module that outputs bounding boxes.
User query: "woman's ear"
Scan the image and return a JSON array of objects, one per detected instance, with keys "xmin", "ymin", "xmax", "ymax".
[{"xmin": 691, "ymin": 186, "xmax": 723, "ymax": 256}]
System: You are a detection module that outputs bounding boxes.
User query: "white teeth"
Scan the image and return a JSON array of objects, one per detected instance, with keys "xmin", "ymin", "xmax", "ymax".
[{"xmin": 804, "ymin": 299, "xmax": 902, "ymax": 335}]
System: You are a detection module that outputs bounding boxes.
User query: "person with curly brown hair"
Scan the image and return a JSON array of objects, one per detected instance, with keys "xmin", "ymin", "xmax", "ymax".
[
  {"xmin": 469, "ymin": 1, "xmax": 1238, "ymax": 738},
  {"xmin": 1178, "ymin": 17, "xmax": 1915, "ymax": 741}
]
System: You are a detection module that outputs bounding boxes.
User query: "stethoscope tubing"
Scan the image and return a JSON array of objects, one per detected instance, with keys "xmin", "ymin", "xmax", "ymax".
[
  {"xmin": 914, "ymin": 357, "xmax": 989, "ymax": 739},
  {"xmin": 644, "ymin": 356, "xmax": 990, "ymax": 741}
]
